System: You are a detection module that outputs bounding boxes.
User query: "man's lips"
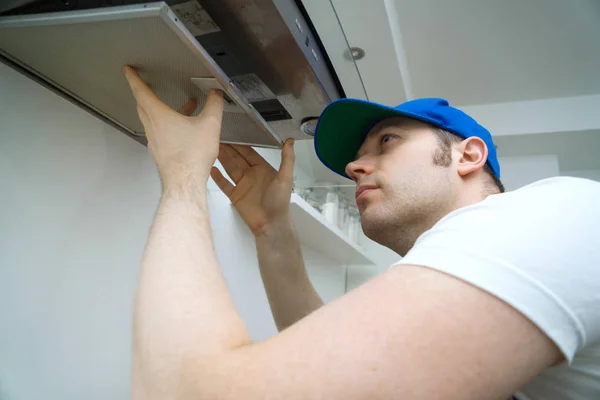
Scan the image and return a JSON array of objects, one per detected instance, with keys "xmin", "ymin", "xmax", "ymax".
[{"xmin": 355, "ymin": 185, "xmax": 378, "ymax": 201}]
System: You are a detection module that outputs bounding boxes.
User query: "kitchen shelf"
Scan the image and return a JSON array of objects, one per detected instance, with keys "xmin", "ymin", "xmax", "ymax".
[{"xmin": 289, "ymin": 193, "xmax": 375, "ymax": 265}]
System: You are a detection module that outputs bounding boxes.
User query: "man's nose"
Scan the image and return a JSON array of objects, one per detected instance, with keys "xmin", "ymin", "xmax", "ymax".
[{"xmin": 345, "ymin": 157, "xmax": 375, "ymax": 182}]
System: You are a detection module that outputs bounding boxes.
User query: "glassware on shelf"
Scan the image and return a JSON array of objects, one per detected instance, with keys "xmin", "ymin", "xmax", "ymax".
[
  {"xmin": 304, "ymin": 186, "xmax": 322, "ymax": 211},
  {"xmin": 297, "ymin": 183, "xmax": 363, "ymax": 242},
  {"xmin": 337, "ymin": 197, "xmax": 349, "ymax": 231},
  {"xmin": 321, "ymin": 189, "xmax": 339, "ymax": 226},
  {"xmin": 346, "ymin": 206, "xmax": 361, "ymax": 245},
  {"xmin": 304, "ymin": 183, "xmax": 340, "ymax": 227},
  {"xmin": 292, "ymin": 187, "xmax": 312, "ymax": 201}
]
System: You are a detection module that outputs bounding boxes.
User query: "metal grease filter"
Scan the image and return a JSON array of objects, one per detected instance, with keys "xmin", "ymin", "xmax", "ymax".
[{"xmin": 0, "ymin": 2, "xmax": 282, "ymax": 147}]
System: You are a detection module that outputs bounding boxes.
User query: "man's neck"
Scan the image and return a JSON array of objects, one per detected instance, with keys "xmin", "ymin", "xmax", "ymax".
[{"xmin": 386, "ymin": 192, "xmax": 490, "ymax": 256}]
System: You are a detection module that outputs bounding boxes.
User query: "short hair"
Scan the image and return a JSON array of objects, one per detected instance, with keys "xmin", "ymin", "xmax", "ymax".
[{"xmin": 432, "ymin": 128, "xmax": 505, "ymax": 194}]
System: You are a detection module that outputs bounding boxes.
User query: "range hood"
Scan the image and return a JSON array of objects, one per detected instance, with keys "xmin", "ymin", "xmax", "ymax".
[{"xmin": 0, "ymin": 0, "xmax": 344, "ymax": 147}]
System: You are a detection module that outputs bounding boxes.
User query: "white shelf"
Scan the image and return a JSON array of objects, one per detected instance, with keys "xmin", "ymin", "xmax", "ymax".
[{"xmin": 289, "ymin": 194, "xmax": 375, "ymax": 265}]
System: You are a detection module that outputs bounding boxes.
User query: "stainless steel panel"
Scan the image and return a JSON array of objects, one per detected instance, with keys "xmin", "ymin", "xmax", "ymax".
[
  {"xmin": 187, "ymin": 0, "xmax": 341, "ymax": 139},
  {"xmin": 0, "ymin": 2, "xmax": 283, "ymax": 147}
]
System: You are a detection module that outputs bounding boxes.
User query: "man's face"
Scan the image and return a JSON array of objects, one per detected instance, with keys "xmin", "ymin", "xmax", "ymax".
[{"xmin": 345, "ymin": 117, "xmax": 458, "ymax": 253}]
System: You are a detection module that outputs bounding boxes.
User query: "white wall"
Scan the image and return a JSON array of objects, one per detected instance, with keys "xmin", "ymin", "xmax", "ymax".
[
  {"xmin": 497, "ymin": 154, "xmax": 560, "ymax": 191},
  {"xmin": 561, "ymin": 169, "xmax": 600, "ymax": 182},
  {"xmin": 0, "ymin": 62, "xmax": 346, "ymax": 400}
]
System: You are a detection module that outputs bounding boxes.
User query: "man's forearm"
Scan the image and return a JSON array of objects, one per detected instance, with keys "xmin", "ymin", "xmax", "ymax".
[
  {"xmin": 255, "ymin": 218, "xmax": 324, "ymax": 331},
  {"xmin": 133, "ymin": 189, "xmax": 251, "ymax": 399}
]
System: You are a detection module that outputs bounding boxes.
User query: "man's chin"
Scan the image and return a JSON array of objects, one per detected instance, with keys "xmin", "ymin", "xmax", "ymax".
[
  {"xmin": 358, "ymin": 205, "xmax": 382, "ymax": 230},
  {"xmin": 360, "ymin": 216, "xmax": 384, "ymax": 244},
  {"xmin": 358, "ymin": 194, "xmax": 382, "ymax": 215},
  {"xmin": 360, "ymin": 208, "xmax": 400, "ymax": 251},
  {"xmin": 357, "ymin": 194, "xmax": 378, "ymax": 215}
]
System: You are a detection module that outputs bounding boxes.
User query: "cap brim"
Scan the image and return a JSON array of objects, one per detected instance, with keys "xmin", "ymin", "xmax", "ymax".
[{"xmin": 314, "ymin": 98, "xmax": 420, "ymax": 179}]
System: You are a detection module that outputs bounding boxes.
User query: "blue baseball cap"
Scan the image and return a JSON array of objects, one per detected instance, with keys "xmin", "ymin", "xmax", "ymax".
[{"xmin": 314, "ymin": 97, "xmax": 500, "ymax": 179}]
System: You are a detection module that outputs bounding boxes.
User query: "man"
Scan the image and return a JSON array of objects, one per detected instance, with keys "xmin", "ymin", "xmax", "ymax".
[{"xmin": 123, "ymin": 66, "xmax": 600, "ymax": 400}]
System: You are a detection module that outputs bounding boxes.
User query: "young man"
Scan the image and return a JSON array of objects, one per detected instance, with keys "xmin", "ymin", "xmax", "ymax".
[{"xmin": 124, "ymin": 66, "xmax": 600, "ymax": 400}]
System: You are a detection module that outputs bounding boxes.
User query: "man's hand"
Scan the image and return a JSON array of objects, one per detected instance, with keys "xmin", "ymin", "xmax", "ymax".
[
  {"xmin": 123, "ymin": 65, "xmax": 224, "ymax": 192},
  {"xmin": 210, "ymin": 140, "xmax": 295, "ymax": 236},
  {"xmin": 210, "ymin": 140, "xmax": 323, "ymax": 330}
]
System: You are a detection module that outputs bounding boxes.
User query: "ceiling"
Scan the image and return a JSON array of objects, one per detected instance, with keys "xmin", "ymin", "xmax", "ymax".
[
  {"xmin": 395, "ymin": 0, "xmax": 600, "ymax": 106},
  {"xmin": 327, "ymin": 0, "xmax": 600, "ymax": 106},
  {"xmin": 299, "ymin": 0, "xmax": 600, "ymax": 181}
]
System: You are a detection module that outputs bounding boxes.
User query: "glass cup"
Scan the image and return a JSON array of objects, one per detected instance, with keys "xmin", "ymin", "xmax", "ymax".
[
  {"xmin": 337, "ymin": 197, "xmax": 349, "ymax": 231},
  {"xmin": 346, "ymin": 206, "xmax": 361, "ymax": 245},
  {"xmin": 320, "ymin": 189, "xmax": 339, "ymax": 226}
]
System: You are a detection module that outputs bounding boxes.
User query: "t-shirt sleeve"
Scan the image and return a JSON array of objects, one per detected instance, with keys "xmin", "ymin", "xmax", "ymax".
[{"xmin": 393, "ymin": 177, "xmax": 600, "ymax": 362}]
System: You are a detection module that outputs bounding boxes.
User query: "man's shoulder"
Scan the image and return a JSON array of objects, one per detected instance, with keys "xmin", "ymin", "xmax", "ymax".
[
  {"xmin": 488, "ymin": 176, "xmax": 600, "ymax": 209},
  {"xmin": 426, "ymin": 176, "xmax": 600, "ymax": 245},
  {"xmin": 436, "ymin": 177, "xmax": 600, "ymax": 228},
  {"xmin": 399, "ymin": 176, "xmax": 600, "ymax": 367},
  {"xmin": 507, "ymin": 176, "xmax": 600, "ymax": 195}
]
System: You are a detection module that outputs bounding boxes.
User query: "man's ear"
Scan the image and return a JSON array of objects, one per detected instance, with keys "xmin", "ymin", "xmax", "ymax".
[{"xmin": 456, "ymin": 137, "xmax": 488, "ymax": 177}]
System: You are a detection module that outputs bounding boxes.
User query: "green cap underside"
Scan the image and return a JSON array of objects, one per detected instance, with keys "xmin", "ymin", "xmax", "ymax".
[{"xmin": 315, "ymin": 101, "xmax": 407, "ymax": 178}]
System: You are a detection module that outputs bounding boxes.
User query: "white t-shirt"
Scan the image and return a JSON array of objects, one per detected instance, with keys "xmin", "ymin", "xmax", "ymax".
[{"xmin": 394, "ymin": 177, "xmax": 600, "ymax": 400}]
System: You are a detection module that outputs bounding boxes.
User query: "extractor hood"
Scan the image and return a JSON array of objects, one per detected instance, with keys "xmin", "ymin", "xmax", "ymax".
[{"xmin": 0, "ymin": 0, "xmax": 345, "ymax": 148}]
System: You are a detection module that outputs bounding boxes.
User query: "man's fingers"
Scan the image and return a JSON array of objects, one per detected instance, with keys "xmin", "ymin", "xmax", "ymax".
[
  {"xmin": 218, "ymin": 145, "xmax": 246, "ymax": 183},
  {"xmin": 231, "ymin": 145, "xmax": 267, "ymax": 167},
  {"xmin": 278, "ymin": 138, "xmax": 295, "ymax": 182},
  {"xmin": 177, "ymin": 99, "xmax": 198, "ymax": 116},
  {"xmin": 123, "ymin": 65, "xmax": 170, "ymax": 113},
  {"xmin": 210, "ymin": 167, "xmax": 235, "ymax": 198},
  {"xmin": 220, "ymin": 144, "xmax": 250, "ymax": 168},
  {"xmin": 199, "ymin": 89, "xmax": 225, "ymax": 126}
]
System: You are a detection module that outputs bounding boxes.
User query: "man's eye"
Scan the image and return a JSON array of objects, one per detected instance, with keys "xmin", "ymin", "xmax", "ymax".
[{"xmin": 380, "ymin": 134, "xmax": 395, "ymax": 146}]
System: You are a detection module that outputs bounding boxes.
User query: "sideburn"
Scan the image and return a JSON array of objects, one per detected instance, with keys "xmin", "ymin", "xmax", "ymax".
[
  {"xmin": 432, "ymin": 146, "xmax": 452, "ymax": 167},
  {"xmin": 431, "ymin": 128, "xmax": 460, "ymax": 167}
]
